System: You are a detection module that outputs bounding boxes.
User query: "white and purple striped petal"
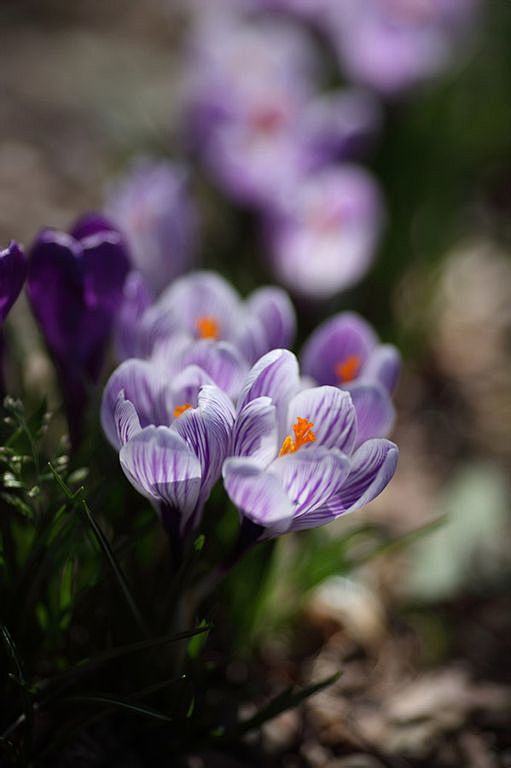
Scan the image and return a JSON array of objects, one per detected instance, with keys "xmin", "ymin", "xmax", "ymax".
[
  {"xmin": 101, "ymin": 359, "xmax": 167, "ymax": 449},
  {"xmin": 113, "ymin": 392, "xmax": 142, "ymax": 447},
  {"xmin": 232, "ymin": 397, "xmax": 278, "ymax": 467},
  {"xmin": 237, "ymin": 349, "xmax": 300, "ymax": 418},
  {"xmin": 286, "ymin": 386, "xmax": 357, "ymax": 452},
  {"xmin": 172, "ymin": 385, "xmax": 235, "ymax": 513},
  {"xmin": 245, "ymin": 286, "xmax": 296, "ymax": 355},
  {"xmin": 119, "ymin": 426, "xmax": 202, "ymax": 529},
  {"xmin": 222, "ymin": 458, "xmax": 294, "ymax": 534}
]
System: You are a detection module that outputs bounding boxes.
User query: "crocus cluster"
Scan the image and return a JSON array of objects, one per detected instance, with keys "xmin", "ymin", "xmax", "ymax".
[
  {"xmin": 26, "ymin": 214, "xmax": 130, "ymax": 447},
  {"xmin": 259, "ymin": 0, "xmax": 478, "ymax": 96},
  {"xmin": 102, "ymin": 272, "xmax": 400, "ymax": 557},
  {"xmin": 184, "ymin": 7, "xmax": 384, "ymax": 300}
]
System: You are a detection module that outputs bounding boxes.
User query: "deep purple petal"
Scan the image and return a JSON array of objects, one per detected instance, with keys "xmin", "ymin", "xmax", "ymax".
[
  {"xmin": 286, "ymin": 385, "xmax": 357, "ymax": 453},
  {"xmin": 0, "ymin": 241, "xmax": 27, "ymax": 323},
  {"xmin": 172, "ymin": 384, "xmax": 235, "ymax": 511},
  {"xmin": 119, "ymin": 426, "xmax": 202, "ymax": 528},
  {"xmin": 27, "ymin": 230, "xmax": 84, "ymax": 361},
  {"xmin": 301, "ymin": 312, "xmax": 377, "ymax": 387},
  {"xmin": 222, "ymin": 457, "xmax": 294, "ymax": 534},
  {"xmin": 232, "ymin": 396, "xmax": 278, "ymax": 467},
  {"xmin": 269, "ymin": 446, "xmax": 350, "ymax": 517},
  {"xmin": 362, "ymin": 344, "xmax": 401, "ymax": 393},
  {"xmin": 348, "ymin": 383, "xmax": 395, "ymax": 447},
  {"xmin": 81, "ymin": 230, "xmax": 130, "ymax": 315},
  {"xmin": 70, "ymin": 212, "xmax": 119, "ymax": 241},
  {"xmin": 101, "ymin": 359, "xmax": 167, "ymax": 448}
]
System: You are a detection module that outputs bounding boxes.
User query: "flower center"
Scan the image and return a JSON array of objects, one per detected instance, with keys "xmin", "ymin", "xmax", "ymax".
[
  {"xmin": 173, "ymin": 403, "xmax": 193, "ymax": 418},
  {"xmin": 196, "ymin": 315, "xmax": 220, "ymax": 340},
  {"xmin": 279, "ymin": 417, "xmax": 316, "ymax": 457},
  {"xmin": 335, "ymin": 355, "xmax": 361, "ymax": 383}
]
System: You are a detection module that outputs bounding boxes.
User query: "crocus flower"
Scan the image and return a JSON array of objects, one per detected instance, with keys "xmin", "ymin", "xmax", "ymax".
[
  {"xmin": 105, "ymin": 159, "xmax": 199, "ymax": 295},
  {"xmin": 324, "ymin": 0, "xmax": 478, "ymax": 96},
  {"xmin": 120, "ymin": 271, "xmax": 296, "ymax": 370},
  {"xmin": 0, "ymin": 241, "xmax": 27, "ymax": 324},
  {"xmin": 101, "ymin": 358, "xmax": 235, "ymax": 552},
  {"xmin": 27, "ymin": 214, "xmax": 130, "ymax": 447},
  {"xmin": 264, "ymin": 165, "xmax": 384, "ymax": 299},
  {"xmin": 223, "ymin": 349, "xmax": 398, "ymax": 539},
  {"xmin": 186, "ymin": 11, "xmax": 381, "ymax": 210},
  {"xmin": 302, "ymin": 312, "xmax": 401, "ymax": 393}
]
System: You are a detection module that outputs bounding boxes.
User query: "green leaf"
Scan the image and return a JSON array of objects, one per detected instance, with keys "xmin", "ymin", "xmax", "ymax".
[
  {"xmin": 63, "ymin": 694, "xmax": 172, "ymax": 723},
  {"xmin": 236, "ymin": 672, "xmax": 341, "ymax": 735}
]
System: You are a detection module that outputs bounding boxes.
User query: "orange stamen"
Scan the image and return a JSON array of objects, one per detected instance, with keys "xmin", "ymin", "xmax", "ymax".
[
  {"xmin": 335, "ymin": 355, "xmax": 361, "ymax": 384},
  {"xmin": 196, "ymin": 315, "xmax": 220, "ymax": 340},
  {"xmin": 279, "ymin": 417, "xmax": 316, "ymax": 457},
  {"xmin": 173, "ymin": 403, "xmax": 193, "ymax": 418}
]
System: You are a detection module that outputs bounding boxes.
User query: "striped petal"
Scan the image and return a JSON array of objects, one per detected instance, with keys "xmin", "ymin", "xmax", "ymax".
[
  {"xmin": 172, "ymin": 385, "xmax": 235, "ymax": 511},
  {"xmin": 237, "ymin": 349, "xmax": 300, "ymax": 420},
  {"xmin": 232, "ymin": 397, "xmax": 278, "ymax": 467},
  {"xmin": 286, "ymin": 386, "xmax": 357, "ymax": 452},
  {"xmin": 223, "ymin": 457, "xmax": 294, "ymax": 534},
  {"xmin": 114, "ymin": 392, "xmax": 142, "ymax": 446},
  {"xmin": 269, "ymin": 446, "xmax": 350, "ymax": 517},
  {"xmin": 245, "ymin": 286, "xmax": 296, "ymax": 356},
  {"xmin": 179, "ymin": 339, "xmax": 248, "ymax": 399},
  {"xmin": 101, "ymin": 359, "xmax": 166, "ymax": 449},
  {"xmin": 119, "ymin": 426, "xmax": 202, "ymax": 528},
  {"xmin": 318, "ymin": 439, "xmax": 398, "ymax": 517}
]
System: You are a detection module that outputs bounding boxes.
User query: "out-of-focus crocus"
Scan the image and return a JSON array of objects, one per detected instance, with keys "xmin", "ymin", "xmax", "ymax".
[
  {"xmin": 186, "ymin": 10, "xmax": 381, "ymax": 210},
  {"xmin": 101, "ymin": 358, "xmax": 235, "ymax": 554},
  {"xmin": 0, "ymin": 241, "xmax": 27, "ymax": 324},
  {"xmin": 223, "ymin": 349, "xmax": 398, "ymax": 539},
  {"xmin": 186, "ymin": 12, "xmax": 319, "ymax": 208},
  {"xmin": 121, "ymin": 271, "xmax": 296, "ymax": 370},
  {"xmin": 105, "ymin": 159, "xmax": 199, "ymax": 296},
  {"xmin": 27, "ymin": 214, "xmax": 130, "ymax": 447},
  {"xmin": 325, "ymin": 0, "xmax": 478, "ymax": 96},
  {"xmin": 264, "ymin": 165, "xmax": 384, "ymax": 300},
  {"xmin": 302, "ymin": 312, "xmax": 401, "ymax": 393},
  {"xmin": 302, "ymin": 312, "xmax": 400, "ymax": 442}
]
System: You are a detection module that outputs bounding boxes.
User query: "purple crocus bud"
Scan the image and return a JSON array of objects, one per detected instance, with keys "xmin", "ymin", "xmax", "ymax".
[
  {"xmin": 101, "ymin": 358, "xmax": 235, "ymax": 552},
  {"xmin": 265, "ymin": 165, "xmax": 384, "ymax": 299},
  {"xmin": 301, "ymin": 312, "xmax": 401, "ymax": 393},
  {"xmin": 325, "ymin": 0, "xmax": 479, "ymax": 96},
  {"xmin": 223, "ymin": 349, "xmax": 398, "ymax": 539},
  {"xmin": 27, "ymin": 214, "xmax": 130, "ymax": 447},
  {"xmin": 138, "ymin": 271, "xmax": 296, "ymax": 367},
  {"xmin": 105, "ymin": 159, "xmax": 199, "ymax": 296},
  {"xmin": 0, "ymin": 241, "xmax": 27, "ymax": 324}
]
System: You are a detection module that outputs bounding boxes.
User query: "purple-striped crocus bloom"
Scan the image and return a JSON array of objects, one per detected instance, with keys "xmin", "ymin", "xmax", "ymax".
[
  {"xmin": 120, "ymin": 271, "xmax": 296, "ymax": 372},
  {"xmin": 264, "ymin": 165, "xmax": 384, "ymax": 300},
  {"xmin": 101, "ymin": 358, "xmax": 235, "ymax": 553},
  {"xmin": 27, "ymin": 214, "xmax": 130, "ymax": 447},
  {"xmin": 105, "ymin": 159, "xmax": 199, "ymax": 296},
  {"xmin": 324, "ymin": 0, "xmax": 479, "ymax": 96},
  {"xmin": 0, "ymin": 241, "xmax": 27, "ymax": 324},
  {"xmin": 223, "ymin": 349, "xmax": 398, "ymax": 539}
]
